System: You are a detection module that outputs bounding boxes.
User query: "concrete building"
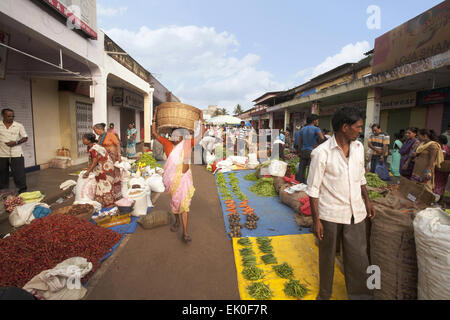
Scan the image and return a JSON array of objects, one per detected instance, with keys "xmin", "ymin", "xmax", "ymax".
[
  {"xmin": 0, "ymin": 0, "xmax": 176, "ymax": 170},
  {"xmin": 258, "ymin": 0, "xmax": 450, "ymax": 143}
]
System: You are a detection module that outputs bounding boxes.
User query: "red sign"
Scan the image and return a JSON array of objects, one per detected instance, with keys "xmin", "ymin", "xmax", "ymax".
[{"xmin": 41, "ymin": 0, "xmax": 98, "ymax": 39}]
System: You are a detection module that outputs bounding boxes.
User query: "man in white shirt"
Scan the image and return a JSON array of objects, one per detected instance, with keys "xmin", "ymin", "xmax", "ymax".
[
  {"xmin": 306, "ymin": 107, "xmax": 375, "ymax": 300},
  {"xmin": 0, "ymin": 109, "xmax": 28, "ymax": 194}
]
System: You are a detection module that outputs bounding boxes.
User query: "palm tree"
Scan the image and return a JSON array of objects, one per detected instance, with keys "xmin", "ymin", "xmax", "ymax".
[
  {"xmin": 221, "ymin": 108, "xmax": 229, "ymax": 115},
  {"xmin": 233, "ymin": 104, "xmax": 243, "ymax": 116},
  {"xmin": 213, "ymin": 109, "xmax": 222, "ymax": 117}
]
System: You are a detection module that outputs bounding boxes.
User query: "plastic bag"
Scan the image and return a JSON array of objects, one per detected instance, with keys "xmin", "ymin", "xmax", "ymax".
[
  {"xmin": 9, "ymin": 203, "xmax": 50, "ymax": 228},
  {"xmin": 74, "ymin": 171, "xmax": 97, "ymax": 202},
  {"xmin": 375, "ymin": 163, "xmax": 392, "ymax": 181},
  {"xmin": 147, "ymin": 175, "xmax": 165, "ymax": 193},
  {"xmin": 413, "ymin": 208, "xmax": 450, "ymax": 300},
  {"xmin": 269, "ymin": 160, "xmax": 288, "ymax": 177},
  {"xmin": 126, "ymin": 189, "xmax": 149, "ymax": 217}
]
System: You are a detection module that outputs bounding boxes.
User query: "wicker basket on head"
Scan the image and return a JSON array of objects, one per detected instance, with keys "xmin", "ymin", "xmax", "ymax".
[{"xmin": 156, "ymin": 102, "xmax": 202, "ymax": 133}]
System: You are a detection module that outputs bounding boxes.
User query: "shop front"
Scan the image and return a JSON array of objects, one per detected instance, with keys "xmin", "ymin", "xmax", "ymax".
[{"xmin": 417, "ymin": 87, "xmax": 450, "ymax": 134}]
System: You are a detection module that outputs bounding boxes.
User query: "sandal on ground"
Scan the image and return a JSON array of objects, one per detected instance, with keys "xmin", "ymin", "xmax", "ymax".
[{"xmin": 183, "ymin": 234, "xmax": 192, "ymax": 243}]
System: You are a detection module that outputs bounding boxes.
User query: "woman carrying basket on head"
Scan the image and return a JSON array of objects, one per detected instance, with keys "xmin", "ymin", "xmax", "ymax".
[{"xmin": 151, "ymin": 106, "xmax": 205, "ymax": 243}]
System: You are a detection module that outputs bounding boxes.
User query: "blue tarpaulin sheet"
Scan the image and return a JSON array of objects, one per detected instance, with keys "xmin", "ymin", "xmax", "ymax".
[
  {"xmin": 90, "ymin": 207, "xmax": 152, "ymax": 263},
  {"xmin": 215, "ymin": 170, "xmax": 311, "ymax": 239}
]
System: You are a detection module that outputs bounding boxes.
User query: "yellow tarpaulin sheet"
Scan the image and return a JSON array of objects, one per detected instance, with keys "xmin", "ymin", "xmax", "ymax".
[{"xmin": 233, "ymin": 234, "xmax": 348, "ymax": 300}]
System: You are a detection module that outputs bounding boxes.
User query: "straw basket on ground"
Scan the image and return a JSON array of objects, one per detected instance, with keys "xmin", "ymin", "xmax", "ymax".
[{"xmin": 155, "ymin": 102, "xmax": 202, "ymax": 133}]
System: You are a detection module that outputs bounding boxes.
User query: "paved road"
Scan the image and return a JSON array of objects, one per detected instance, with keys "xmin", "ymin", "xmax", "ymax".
[{"xmin": 85, "ymin": 165, "xmax": 240, "ymax": 300}]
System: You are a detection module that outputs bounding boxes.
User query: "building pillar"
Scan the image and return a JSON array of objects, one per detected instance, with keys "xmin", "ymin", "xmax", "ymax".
[
  {"xmin": 91, "ymin": 71, "xmax": 108, "ymax": 125},
  {"xmin": 269, "ymin": 112, "xmax": 274, "ymax": 129},
  {"xmin": 144, "ymin": 88, "xmax": 155, "ymax": 149},
  {"xmin": 365, "ymin": 87, "xmax": 382, "ymax": 141},
  {"xmin": 284, "ymin": 109, "xmax": 290, "ymax": 131}
]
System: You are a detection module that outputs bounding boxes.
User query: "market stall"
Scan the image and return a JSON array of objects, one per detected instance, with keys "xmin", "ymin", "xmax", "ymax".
[{"xmin": 0, "ymin": 151, "xmax": 166, "ymax": 300}]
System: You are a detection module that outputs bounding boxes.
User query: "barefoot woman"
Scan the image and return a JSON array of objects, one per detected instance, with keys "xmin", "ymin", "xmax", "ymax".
[{"xmin": 152, "ymin": 106, "xmax": 204, "ymax": 243}]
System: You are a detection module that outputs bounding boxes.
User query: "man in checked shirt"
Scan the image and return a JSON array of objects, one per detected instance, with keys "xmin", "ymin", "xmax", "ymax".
[{"xmin": 306, "ymin": 107, "xmax": 376, "ymax": 300}]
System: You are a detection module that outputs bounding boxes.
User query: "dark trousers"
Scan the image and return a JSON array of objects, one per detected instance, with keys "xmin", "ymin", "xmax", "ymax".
[
  {"xmin": 370, "ymin": 155, "xmax": 385, "ymax": 173},
  {"xmin": 318, "ymin": 219, "xmax": 372, "ymax": 300},
  {"xmin": 0, "ymin": 157, "xmax": 27, "ymax": 192},
  {"xmin": 296, "ymin": 149, "xmax": 312, "ymax": 184}
]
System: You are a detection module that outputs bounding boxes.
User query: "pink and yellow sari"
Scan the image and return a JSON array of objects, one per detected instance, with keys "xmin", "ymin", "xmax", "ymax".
[{"xmin": 163, "ymin": 140, "xmax": 195, "ymax": 214}]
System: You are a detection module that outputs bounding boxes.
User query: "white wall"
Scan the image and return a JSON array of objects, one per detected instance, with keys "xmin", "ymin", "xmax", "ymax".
[
  {"xmin": 135, "ymin": 111, "xmax": 141, "ymax": 143},
  {"xmin": 107, "ymin": 104, "xmax": 121, "ymax": 139},
  {"xmin": 0, "ymin": 0, "xmax": 103, "ymax": 67},
  {"xmin": 31, "ymin": 79, "xmax": 62, "ymax": 165}
]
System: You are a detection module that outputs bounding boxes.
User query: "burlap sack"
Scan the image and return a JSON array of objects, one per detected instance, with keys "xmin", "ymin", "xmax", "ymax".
[
  {"xmin": 256, "ymin": 165, "xmax": 271, "ymax": 179},
  {"xmin": 294, "ymin": 213, "xmax": 313, "ymax": 228},
  {"xmin": 138, "ymin": 210, "xmax": 172, "ymax": 230},
  {"xmin": 279, "ymin": 185, "xmax": 306, "ymax": 213},
  {"xmin": 273, "ymin": 177, "xmax": 286, "ymax": 194},
  {"xmin": 370, "ymin": 191, "xmax": 428, "ymax": 300}
]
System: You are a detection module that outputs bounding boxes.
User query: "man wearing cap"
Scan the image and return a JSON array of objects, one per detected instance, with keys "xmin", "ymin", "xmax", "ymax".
[{"xmin": 0, "ymin": 108, "xmax": 28, "ymax": 194}]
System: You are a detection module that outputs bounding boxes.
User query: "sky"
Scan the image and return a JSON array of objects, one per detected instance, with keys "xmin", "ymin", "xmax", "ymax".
[{"xmin": 96, "ymin": 0, "xmax": 443, "ymax": 112}]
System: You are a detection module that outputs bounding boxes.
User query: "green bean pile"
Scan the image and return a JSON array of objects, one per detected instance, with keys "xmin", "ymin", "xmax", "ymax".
[
  {"xmin": 247, "ymin": 282, "xmax": 274, "ymax": 300},
  {"xmin": 242, "ymin": 266, "xmax": 265, "ymax": 281},
  {"xmin": 283, "ymin": 280, "xmax": 309, "ymax": 299},
  {"xmin": 273, "ymin": 263, "xmax": 294, "ymax": 279},
  {"xmin": 249, "ymin": 178, "xmax": 277, "ymax": 197}
]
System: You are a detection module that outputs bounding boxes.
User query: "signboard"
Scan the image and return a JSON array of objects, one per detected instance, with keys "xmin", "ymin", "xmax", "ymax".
[
  {"xmin": 104, "ymin": 35, "xmax": 151, "ymax": 83},
  {"xmin": 111, "ymin": 88, "xmax": 144, "ymax": 110},
  {"xmin": 381, "ymin": 92, "xmax": 417, "ymax": 110},
  {"xmin": 38, "ymin": 0, "xmax": 98, "ymax": 39},
  {"xmin": 418, "ymin": 87, "xmax": 450, "ymax": 105},
  {"xmin": 372, "ymin": 0, "xmax": 450, "ymax": 74},
  {"xmin": 0, "ymin": 31, "xmax": 9, "ymax": 80}
]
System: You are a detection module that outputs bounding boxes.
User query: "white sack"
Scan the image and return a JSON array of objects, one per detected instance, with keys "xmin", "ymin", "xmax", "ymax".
[
  {"xmin": 23, "ymin": 257, "xmax": 93, "ymax": 300},
  {"xmin": 413, "ymin": 208, "xmax": 450, "ymax": 300}
]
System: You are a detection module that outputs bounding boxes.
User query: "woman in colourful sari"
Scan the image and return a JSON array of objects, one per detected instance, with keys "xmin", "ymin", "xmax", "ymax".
[
  {"xmin": 411, "ymin": 129, "xmax": 444, "ymax": 193},
  {"xmin": 400, "ymin": 127, "xmax": 420, "ymax": 178},
  {"xmin": 390, "ymin": 133, "xmax": 403, "ymax": 177},
  {"xmin": 82, "ymin": 134, "xmax": 117, "ymax": 208},
  {"xmin": 152, "ymin": 107, "xmax": 204, "ymax": 243},
  {"xmin": 126, "ymin": 122, "xmax": 137, "ymax": 158},
  {"xmin": 93, "ymin": 123, "xmax": 123, "ymax": 200},
  {"xmin": 434, "ymin": 135, "xmax": 450, "ymax": 202}
]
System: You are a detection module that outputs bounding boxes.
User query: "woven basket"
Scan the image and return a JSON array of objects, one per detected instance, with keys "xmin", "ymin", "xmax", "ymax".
[{"xmin": 156, "ymin": 102, "xmax": 202, "ymax": 133}]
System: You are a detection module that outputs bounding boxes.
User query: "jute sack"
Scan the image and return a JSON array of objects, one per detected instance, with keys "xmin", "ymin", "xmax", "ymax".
[
  {"xmin": 294, "ymin": 213, "xmax": 313, "ymax": 228},
  {"xmin": 138, "ymin": 210, "xmax": 172, "ymax": 230},
  {"xmin": 256, "ymin": 165, "xmax": 271, "ymax": 179},
  {"xmin": 370, "ymin": 191, "xmax": 428, "ymax": 300},
  {"xmin": 273, "ymin": 177, "xmax": 286, "ymax": 194},
  {"xmin": 279, "ymin": 185, "xmax": 306, "ymax": 213}
]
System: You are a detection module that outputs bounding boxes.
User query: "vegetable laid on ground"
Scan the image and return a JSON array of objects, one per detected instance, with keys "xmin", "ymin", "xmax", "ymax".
[
  {"xmin": 247, "ymin": 282, "xmax": 274, "ymax": 300},
  {"xmin": 365, "ymin": 173, "xmax": 387, "ymax": 188},
  {"xmin": 242, "ymin": 266, "xmax": 265, "ymax": 281},
  {"xmin": 237, "ymin": 238, "xmax": 252, "ymax": 246},
  {"xmin": 261, "ymin": 254, "xmax": 278, "ymax": 265},
  {"xmin": 273, "ymin": 263, "xmax": 294, "ymax": 279},
  {"xmin": 283, "ymin": 279, "xmax": 309, "ymax": 299},
  {"xmin": 244, "ymin": 172, "xmax": 259, "ymax": 181},
  {"xmin": 249, "ymin": 178, "xmax": 277, "ymax": 197}
]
